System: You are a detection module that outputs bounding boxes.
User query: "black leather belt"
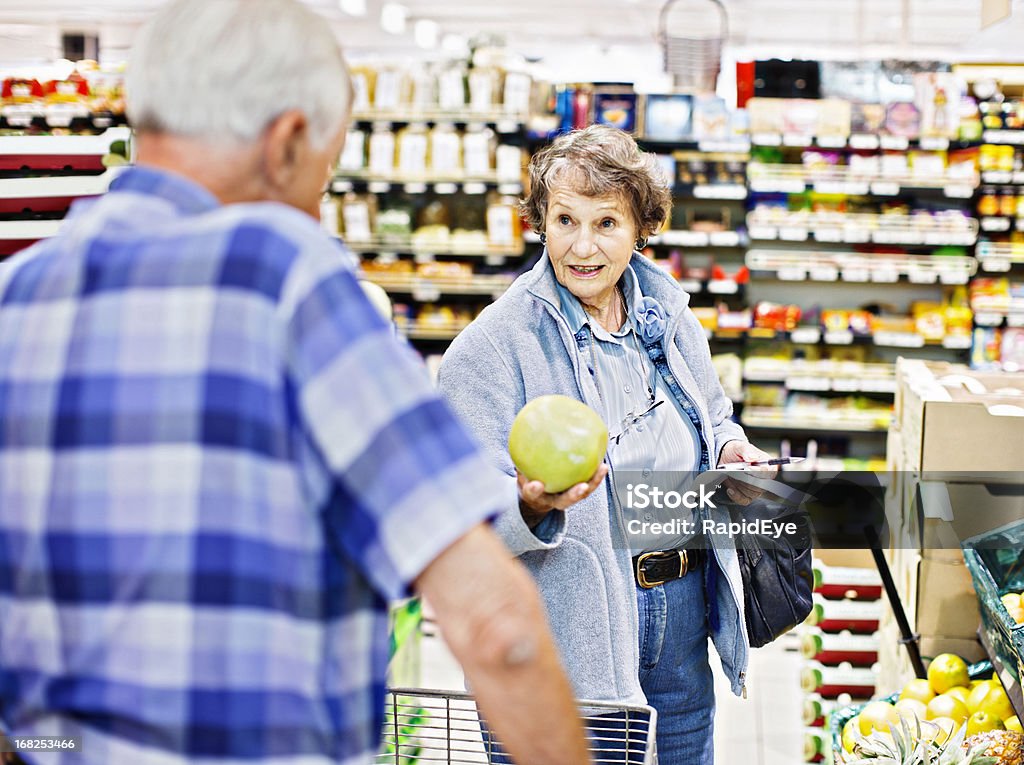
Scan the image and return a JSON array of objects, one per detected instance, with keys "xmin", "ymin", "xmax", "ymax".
[{"xmin": 632, "ymin": 548, "xmax": 705, "ymax": 589}]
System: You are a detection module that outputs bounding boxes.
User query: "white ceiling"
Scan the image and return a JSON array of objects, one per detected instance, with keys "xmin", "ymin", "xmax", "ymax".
[{"xmin": 0, "ymin": 0, "xmax": 1020, "ymax": 77}]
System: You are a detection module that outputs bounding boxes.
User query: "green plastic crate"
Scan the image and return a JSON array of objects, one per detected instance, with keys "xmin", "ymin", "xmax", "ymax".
[{"xmin": 963, "ymin": 520, "xmax": 1024, "ymax": 692}]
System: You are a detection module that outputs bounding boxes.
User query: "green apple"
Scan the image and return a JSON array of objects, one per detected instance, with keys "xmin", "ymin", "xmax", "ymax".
[
  {"xmin": 508, "ymin": 395, "xmax": 607, "ymax": 494},
  {"xmin": 966, "ymin": 710, "xmax": 1005, "ymax": 736}
]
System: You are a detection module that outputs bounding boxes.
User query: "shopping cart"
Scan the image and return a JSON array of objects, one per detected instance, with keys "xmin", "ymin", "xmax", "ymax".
[{"xmin": 376, "ymin": 688, "xmax": 658, "ymax": 765}]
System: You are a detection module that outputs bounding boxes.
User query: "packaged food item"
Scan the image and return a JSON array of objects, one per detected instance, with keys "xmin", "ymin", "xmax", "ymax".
[
  {"xmin": 691, "ymin": 95, "xmax": 730, "ymax": 140},
  {"xmin": 850, "ymin": 103, "xmax": 885, "ymax": 135},
  {"xmin": 884, "ymin": 101, "xmax": 922, "ymax": 138},
  {"xmin": 1001, "ymin": 328, "xmax": 1024, "ymax": 370},
  {"xmin": 462, "ymin": 127, "xmax": 494, "ymax": 176},
  {"xmin": 908, "ymin": 149, "xmax": 946, "ymax": 178},
  {"xmin": 396, "ymin": 122, "xmax": 429, "ymax": 175},
  {"xmin": 495, "ymin": 144, "xmax": 523, "ymax": 182},
  {"xmin": 972, "ymin": 327, "xmax": 1002, "ymax": 369},
  {"xmin": 958, "ymin": 96, "xmax": 983, "ymax": 142},
  {"xmin": 373, "ymin": 67, "xmax": 407, "ymax": 111},
  {"xmin": 1, "ymin": 77, "xmax": 44, "ymax": 126},
  {"xmin": 781, "ymin": 99, "xmax": 820, "ymax": 137},
  {"xmin": 485, "ymin": 193, "xmax": 519, "ymax": 246},
  {"xmin": 746, "ymin": 97, "xmax": 785, "ymax": 134},
  {"xmin": 429, "ymin": 123, "xmax": 461, "ymax": 175},
  {"xmin": 376, "ymin": 199, "xmax": 414, "ymax": 240},
  {"xmin": 468, "ymin": 67, "xmax": 500, "ymax": 112},
  {"xmin": 1001, "ymin": 188, "xmax": 1019, "ymax": 218},
  {"xmin": 367, "ymin": 124, "xmax": 397, "ymax": 175},
  {"xmin": 816, "ymin": 98, "xmax": 852, "ymax": 138},
  {"xmin": 502, "ymin": 72, "xmax": 532, "ymax": 115},
  {"xmin": 915, "ymin": 72, "xmax": 964, "ymax": 138},
  {"xmin": 592, "ymin": 85, "xmax": 638, "ymax": 133},
  {"xmin": 437, "ymin": 64, "xmax": 467, "ymax": 111},
  {"xmin": 349, "ymin": 66, "xmax": 375, "ymax": 112},
  {"xmin": 642, "ymin": 93, "xmax": 693, "ymax": 140},
  {"xmin": 338, "ymin": 128, "xmax": 366, "ymax": 172},
  {"xmin": 340, "ymin": 192, "xmax": 376, "ymax": 241},
  {"xmin": 978, "ymin": 186, "xmax": 1000, "ymax": 217},
  {"xmin": 754, "ymin": 302, "xmax": 802, "ymax": 332}
]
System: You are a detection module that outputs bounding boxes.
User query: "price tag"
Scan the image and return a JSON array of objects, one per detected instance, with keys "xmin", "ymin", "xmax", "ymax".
[
  {"xmin": 777, "ymin": 267, "xmax": 807, "ymax": 281},
  {"xmin": 981, "ymin": 218, "xmax": 1011, "ymax": 232},
  {"xmin": 331, "ymin": 180, "xmax": 354, "ymax": 193},
  {"xmin": 809, "ymin": 266, "xmax": 839, "ymax": 282},
  {"xmin": 849, "ymin": 134, "xmax": 880, "ymax": 150},
  {"xmin": 710, "ymin": 231, "xmax": 740, "ymax": 247},
  {"xmin": 975, "ymin": 312, "xmax": 1002, "ymax": 327},
  {"xmin": 404, "ymin": 182, "xmax": 428, "ymax": 194},
  {"xmin": 937, "ymin": 269, "xmax": 969, "ymax": 285},
  {"xmin": 870, "ymin": 268, "xmax": 900, "ymax": 283},
  {"xmin": 824, "ymin": 330, "xmax": 854, "ymax": 345},
  {"xmin": 783, "ymin": 133, "xmax": 813, "ymax": 147},
  {"xmin": 708, "ymin": 279, "xmax": 739, "ymax": 294},
  {"xmin": 787, "ymin": 376, "xmax": 830, "ymax": 391},
  {"xmin": 812, "ymin": 228, "xmax": 842, "ymax": 243},
  {"xmin": 694, "ymin": 184, "xmax": 747, "ymax": 200},
  {"xmin": 943, "ymin": 184, "xmax": 974, "ymax": 199},
  {"xmin": 841, "ymin": 268, "xmax": 870, "ymax": 282},
  {"xmin": 678, "ymin": 279, "xmax": 702, "ymax": 293},
  {"xmin": 1009, "ymin": 314, "xmax": 1024, "ymax": 327},
  {"xmin": 1016, "ymin": 219, "xmax": 1024, "ymax": 232},
  {"xmin": 435, "ymin": 182, "xmax": 458, "ymax": 195},
  {"xmin": 814, "ymin": 181, "xmax": 851, "ymax": 195},
  {"xmin": 870, "ymin": 182, "xmax": 900, "ymax": 196},
  {"xmin": 790, "ymin": 327, "xmax": 822, "ymax": 345},
  {"xmin": 1014, "ymin": 171, "xmax": 1024, "ymax": 185},
  {"xmin": 498, "ymin": 183, "xmax": 522, "ymax": 195},
  {"xmin": 942, "ymin": 336, "xmax": 973, "ymax": 350},
  {"xmin": 817, "ymin": 135, "xmax": 847, "ymax": 149},
  {"xmin": 484, "ymin": 254, "xmax": 506, "ymax": 267},
  {"xmin": 919, "ymin": 136, "xmax": 950, "ymax": 151},
  {"xmin": 982, "ymin": 257, "xmax": 1012, "ymax": 273},
  {"xmin": 922, "ymin": 232, "xmax": 947, "ymax": 246},
  {"xmin": 412, "ymin": 282, "xmax": 442, "ymax": 302},
  {"xmin": 871, "ymin": 230, "xmax": 897, "ymax": 244},
  {"xmin": 873, "ymin": 331, "xmax": 924, "ymax": 348},
  {"xmin": 698, "ymin": 140, "xmax": 751, "ymax": 153},
  {"xmin": 496, "ymin": 120, "xmax": 520, "ymax": 134},
  {"xmin": 880, "ymin": 135, "xmax": 910, "ymax": 150},
  {"xmin": 463, "ymin": 182, "xmax": 487, "ymax": 195},
  {"xmin": 908, "ymin": 269, "xmax": 939, "ymax": 284},
  {"xmin": 842, "ymin": 228, "xmax": 871, "ymax": 244},
  {"xmin": 413, "ymin": 251, "xmax": 436, "ymax": 265},
  {"xmin": 779, "ymin": 227, "xmax": 808, "ymax": 241},
  {"xmin": 983, "ymin": 171, "xmax": 1013, "ymax": 184},
  {"xmin": 832, "ymin": 378, "xmax": 861, "ymax": 392},
  {"xmin": 752, "ymin": 132, "xmax": 782, "ymax": 146},
  {"xmin": 368, "ymin": 181, "xmax": 392, "ymax": 194},
  {"xmin": 749, "ymin": 226, "xmax": 778, "ymax": 240}
]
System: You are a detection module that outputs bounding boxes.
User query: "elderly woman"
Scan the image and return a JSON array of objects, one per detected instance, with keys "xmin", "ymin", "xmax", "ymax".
[{"xmin": 438, "ymin": 124, "xmax": 771, "ymax": 763}]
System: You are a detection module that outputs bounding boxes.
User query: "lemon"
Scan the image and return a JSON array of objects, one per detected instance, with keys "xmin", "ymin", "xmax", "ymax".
[
  {"xmin": 859, "ymin": 701, "xmax": 899, "ymax": 736},
  {"xmin": 1006, "ymin": 715, "xmax": 1023, "ymax": 733},
  {"xmin": 967, "ymin": 710, "xmax": 1005, "ymax": 736},
  {"xmin": 974, "ymin": 683, "xmax": 1014, "ymax": 723},
  {"xmin": 842, "ymin": 717, "xmax": 859, "ymax": 753},
  {"xmin": 968, "ymin": 680, "xmax": 996, "ymax": 714},
  {"xmin": 899, "ymin": 678, "xmax": 936, "ymax": 705},
  {"xmin": 894, "ymin": 698, "xmax": 928, "ymax": 724},
  {"xmin": 946, "ymin": 686, "xmax": 971, "ymax": 706}
]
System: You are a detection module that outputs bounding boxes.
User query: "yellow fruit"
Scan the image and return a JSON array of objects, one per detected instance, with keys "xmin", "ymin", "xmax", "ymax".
[
  {"xmin": 928, "ymin": 653, "xmax": 970, "ymax": 695},
  {"xmin": 971, "ymin": 680, "xmax": 986, "ymax": 688},
  {"xmin": 843, "ymin": 717, "xmax": 859, "ymax": 753},
  {"xmin": 895, "ymin": 698, "xmax": 928, "ymax": 724},
  {"xmin": 974, "ymin": 683, "xmax": 1015, "ymax": 723},
  {"xmin": 946, "ymin": 686, "xmax": 971, "ymax": 706},
  {"xmin": 1001, "ymin": 592, "xmax": 1021, "ymax": 611},
  {"xmin": 923, "ymin": 717, "xmax": 958, "ymax": 745},
  {"xmin": 927, "ymin": 693, "xmax": 970, "ymax": 725},
  {"xmin": 1006, "ymin": 715, "xmax": 1023, "ymax": 733},
  {"xmin": 901, "ymin": 678, "xmax": 936, "ymax": 705},
  {"xmin": 967, "ymin": 711, "xmax": 1006, "ymax": 736},
  {"xmin": 1008, "ymin": 606, "xmax": 1024, "ymax": 625},
  {"xmin": 859, "ymin": 701, "xmax": 900, "ymax": 736},
  {"xmin": 968, "ymin": 680, "xmax": 997, "ymax": 714}
]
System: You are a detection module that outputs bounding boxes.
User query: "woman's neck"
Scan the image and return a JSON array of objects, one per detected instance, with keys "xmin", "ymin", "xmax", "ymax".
[{"xmin": 582, "ymin": 287, "xmax": 627, "ymax": 333}]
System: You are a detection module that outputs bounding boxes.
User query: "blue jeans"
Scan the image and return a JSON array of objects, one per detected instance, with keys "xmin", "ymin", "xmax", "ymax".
[{"xmin": 637, "ymin": 560, "xmax": 715, "ymax": 764}]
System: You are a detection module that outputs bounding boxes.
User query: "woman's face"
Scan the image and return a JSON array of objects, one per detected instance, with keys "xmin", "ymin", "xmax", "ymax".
[{"xmin": 544, "ymin": 187, "xmax": 638, "ymax": 311}]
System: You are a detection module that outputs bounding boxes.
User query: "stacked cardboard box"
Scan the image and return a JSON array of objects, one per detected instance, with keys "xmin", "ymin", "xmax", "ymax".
[{"xmin": 879, "ymin": 359, "xmax": 1024, "ymax": 692}]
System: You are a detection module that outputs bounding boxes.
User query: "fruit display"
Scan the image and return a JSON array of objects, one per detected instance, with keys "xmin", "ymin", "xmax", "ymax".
[
  {"xmin": 835, "ymin": 655, "xmax": 1023, "ymax": 764},
  {"xmin": 507, "ymin": 396, "xmax": 608, "ymax": 494},
  {"xmin": 1000, "ymin": 592, "xmax": 1024, "ymax": 625}
]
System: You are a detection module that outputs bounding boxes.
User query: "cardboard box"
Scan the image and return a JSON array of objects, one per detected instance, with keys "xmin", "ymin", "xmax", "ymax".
[
  {"xmin": 814, "ymin": 549, "xmax": 876, "ymax": 569},
  {"xmin": 896, "ymin": 359, "xmax": 1024, "ymax": 475}
]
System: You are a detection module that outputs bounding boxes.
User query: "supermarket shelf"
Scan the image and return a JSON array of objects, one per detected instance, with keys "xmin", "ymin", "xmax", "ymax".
[
  {"xmin": 980, "ymin": 170, "xmax": 1024, "ymax": 185},
  {"xmin": 706, "ymin": 326, "xmax": 973, "ymax": 350},
  {"xmin": 749, "ymin": 131, "xmax": 961, "ymax": 152},
  {"xmin": 979, "ymin": 216, "xmax": 1024, "ymax": 233},
  {"xmin": 0, "ymin": 168, "xmax": 122, "ymax": 200},
  {"xmin": 740, "ymin": 408, "xmax": 891, "ymax": 433},
  {"xmin": 745, "ymin": 249, "xmax": 976, "ymax": 285},
  {"xmin": 675, "ymin": 183, "xmax": 747, "ymax": 200},
  {"xmin": 746, "ymin": 210, "xmax": 978, "ymax": 247},
  {"xmin": 399, "ymin": 321, "xmax": 471, "ymax": 341},
  {"xmin": 743, "ymin": 361, "xmax": 896, "ymax": 393},
  {"xmin": 350, "ymin": 109, "xmax": 526, "ymax": 130},
  {"xmin": 983, "ymin": 129, "xmax": 1024, "ymax": 146},
  {"xmin": 332, "ymin": 171, "xmax": 520, "ymax": 194},
  {"xmin": 0, "ymin": 127, "xmax": 130, "ymax": 157},
  {"xmin": 346, "ymin": 237, "xmax": 523, "ymax": 260},
  {"xmin": 977, "ymin": 242, "xmax": 1024, "ymax": 272},
  {"xmin": 978, "ymin": 625, "xmax": 1024, "ymax": 719},
  {"xmin": 636, "ymin": 137, "xmax": 751, "ymax": 153},
  {"xmin": 364, "ymin": 273, "xmax": 513, "ymax": 299},
  {"xmin": 971, "ymin": 302, "xmax": 1024, "ymax": 327},
  {"xmin": 649, "ymin": 230, "xmax": 747, "ymax": 248},
  {"xmin": 747, "ymin": 163, "xmax": 978, "ymax": 198},
  {"xmin": 0, "ymin": 219, "xmax": 61, "ymax": 240}
]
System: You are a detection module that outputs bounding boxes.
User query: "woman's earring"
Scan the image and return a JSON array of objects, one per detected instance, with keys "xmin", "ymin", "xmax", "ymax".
[
  {"xmin": 539, "ymin": 232, "xmax": 547, "ymax": 245},
  {"xmin": 635, "ymin": 237, "xmax": 648, "ymax": 250}
]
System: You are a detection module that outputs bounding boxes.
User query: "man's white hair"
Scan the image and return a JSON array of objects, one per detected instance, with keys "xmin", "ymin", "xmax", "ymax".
[{"xmin": 127, "ymin": 0, "xmax": 351, "ymax": 148}]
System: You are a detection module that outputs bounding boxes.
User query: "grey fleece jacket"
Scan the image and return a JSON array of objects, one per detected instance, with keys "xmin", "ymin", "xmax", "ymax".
[{"xmin": 437, "ymin": 252, "xmax": 751, "ymax": 704}]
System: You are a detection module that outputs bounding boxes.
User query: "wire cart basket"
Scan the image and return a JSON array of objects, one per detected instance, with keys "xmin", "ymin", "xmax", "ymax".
[
  {"xmin": 658, "ymin": 0, "xmax": 729, "ymax": 93},
  {"xmin": 377, "ymin": 688, "xmax": 658, "ymax": 765}
]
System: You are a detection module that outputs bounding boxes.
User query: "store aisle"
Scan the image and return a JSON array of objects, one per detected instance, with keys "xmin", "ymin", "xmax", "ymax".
[{"xmin": 416, "ymin": 627, "xmax": 802, "ymax": 764}]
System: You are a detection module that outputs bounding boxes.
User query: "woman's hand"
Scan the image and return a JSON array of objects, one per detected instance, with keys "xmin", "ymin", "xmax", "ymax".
[
  {"xmin": 717, "ymin": 440, "xmax": 776, "ymax": 506},
  {"xmin": 518, "ymin": 464, "xmax": 610, "ymax": 529}
]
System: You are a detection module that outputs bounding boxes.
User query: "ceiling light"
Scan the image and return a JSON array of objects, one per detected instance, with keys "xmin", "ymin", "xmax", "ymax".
[
  {"xmin": 414, "ymin": 19, "xmax": 439, "ymax": 49},
  {"xmin": 380, "ymin": 3, "xmax": 407, "ymax": 34},
  {"xmin": 339, "ymin": 0, "xmax": 366, "ymax": 16}
]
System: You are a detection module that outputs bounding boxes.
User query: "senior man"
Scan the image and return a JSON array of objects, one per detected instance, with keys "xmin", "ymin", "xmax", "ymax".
[{"xmin": 0, "ymin": 1, "xmax": 594, "ymax": 763}]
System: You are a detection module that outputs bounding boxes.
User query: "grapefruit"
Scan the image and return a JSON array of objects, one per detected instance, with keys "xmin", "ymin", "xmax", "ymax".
[
  {"xmin": 508, "ymin": 395, "xmax": 607, "ymax": 493},
  {"xmin": 858, "ymin": 701, "xmax": 899, "ymax": 736},
  {"xmin": 927, "ymin": 653, "xmax": 970, "ymax": 695},
  {"xmin": 899, "ymin": 678, "xmax": 935, "ymax": 705},
  {"xmin": 894, "ymin": 698, "xmax": 928, "ymax": 724}
]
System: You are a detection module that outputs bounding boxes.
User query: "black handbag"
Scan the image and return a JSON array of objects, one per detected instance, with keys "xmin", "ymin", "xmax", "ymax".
[{"xmin": 731, "ymin": 498, "xmax": 814, "ymax": 648}]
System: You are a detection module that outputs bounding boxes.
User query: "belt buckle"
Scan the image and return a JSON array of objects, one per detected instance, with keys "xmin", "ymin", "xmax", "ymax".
[{"xmin": 636, "ymin": 550, "xmax": 689, "ymax": 589}]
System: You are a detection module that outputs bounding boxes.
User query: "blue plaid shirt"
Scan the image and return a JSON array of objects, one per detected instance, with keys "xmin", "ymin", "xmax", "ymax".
[{"xmin": 0, "ymin": 167, "xmax": 511, "ymax": 764}]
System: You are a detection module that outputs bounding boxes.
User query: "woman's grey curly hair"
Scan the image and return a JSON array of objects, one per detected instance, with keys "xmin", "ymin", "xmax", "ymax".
[{"xmin": 521, "ymin": 124, "xmax": 672, "ymax": 240}]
